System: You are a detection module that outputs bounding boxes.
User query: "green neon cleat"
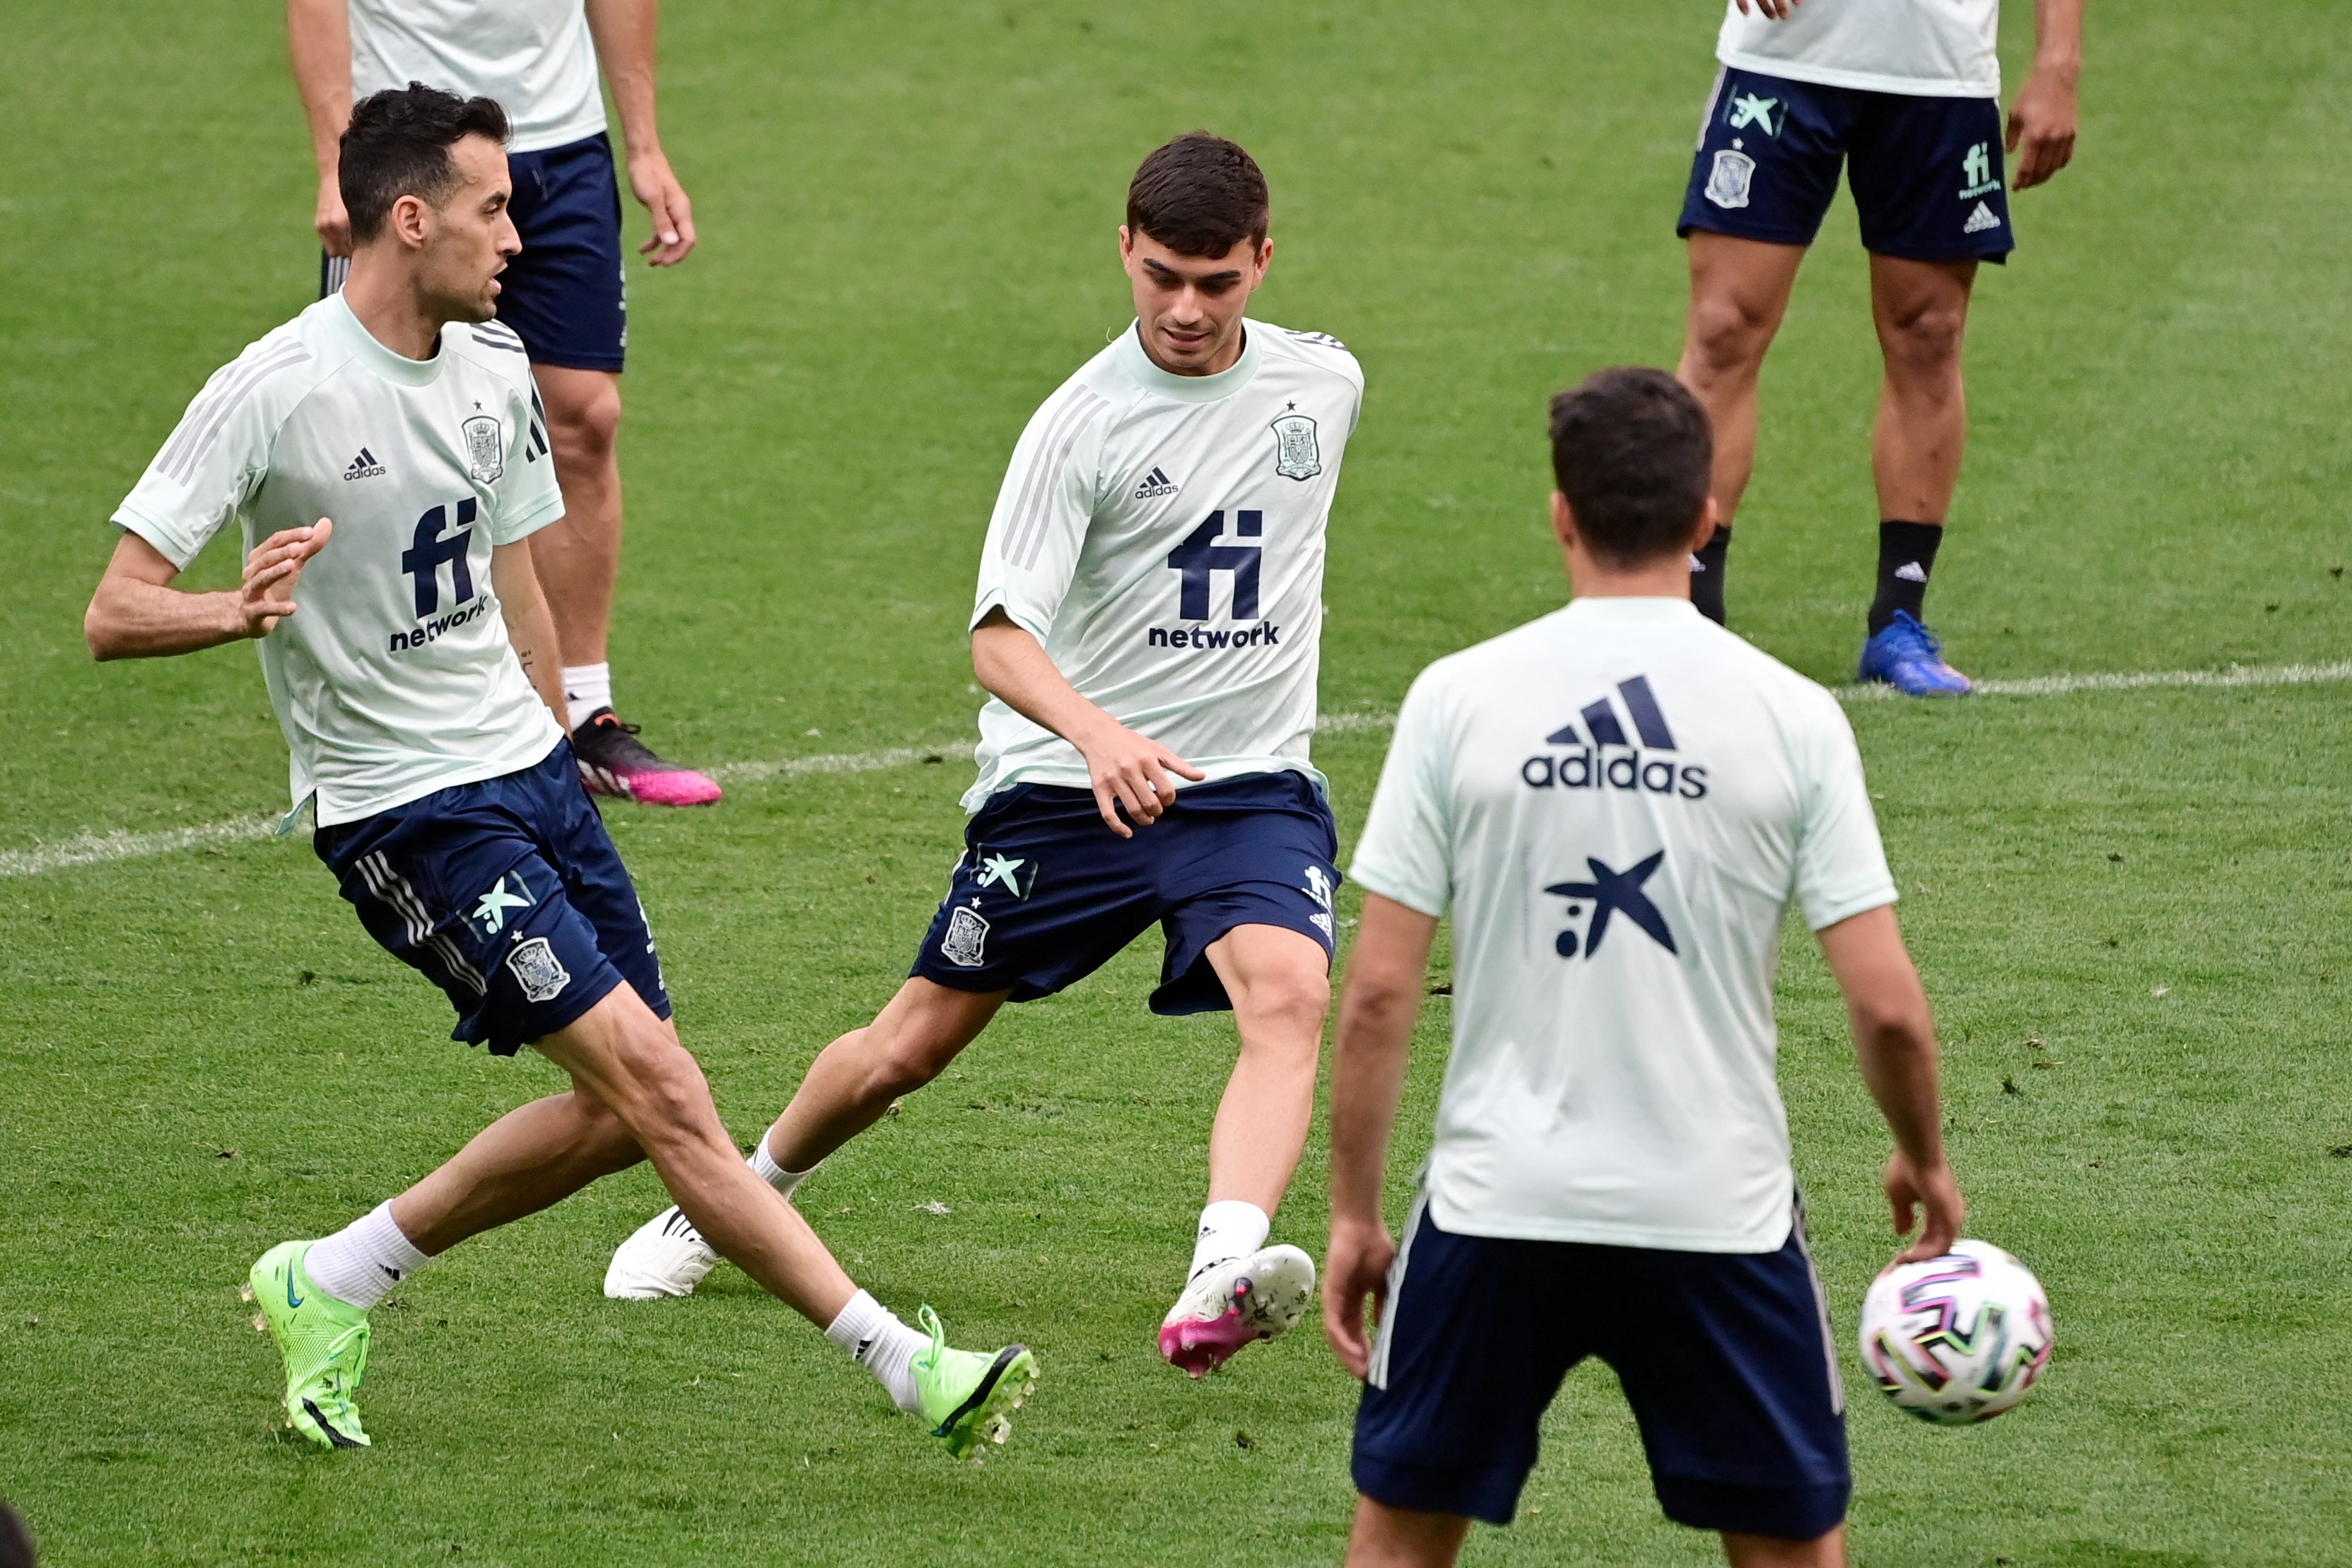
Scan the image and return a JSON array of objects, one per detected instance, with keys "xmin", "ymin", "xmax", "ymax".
[
  {"xmin": 912, "ymin": 1304, "xmax": 1037, "ymax": 1462},
  {"xmin": 245, "ymin": 1240, "xmax": 372, "ymax": 1450}
]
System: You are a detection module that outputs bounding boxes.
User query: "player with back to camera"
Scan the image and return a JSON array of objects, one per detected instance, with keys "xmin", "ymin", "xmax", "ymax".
[
  {"xmin": 607, "ymin": 133, "xmax": 1367, "ymax": 1379},
  {"xmin": 83, "ymin": 85, "xmax": 1035, "ymax": 1459},
  {"xmin": 290, "ymin": 0, "xmax": 724, "ymax": 804},
  {"xmin": 1321, "ymin": 369, "xmax": 1966, "ymax": 1566},
  {"xmin": 1674, "ymin": 0, "xmax": 2083, "ymax": 693}
]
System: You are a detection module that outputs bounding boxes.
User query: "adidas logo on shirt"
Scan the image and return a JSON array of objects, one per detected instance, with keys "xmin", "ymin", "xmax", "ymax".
[
  {"xmin": 1962, "ymin": 201, "xmax": 2001, "ymax": 235},
  {"xmin": 1521, "ymin": 674, "xmax": 1709, "ymax": 798},
  {"xmin": 1133, "ymin": 466, "xmax": 1180, "ymax": 499},
  {"xmin": 343, "ymin": 447, "xmax": 386, "ymax": 481}
]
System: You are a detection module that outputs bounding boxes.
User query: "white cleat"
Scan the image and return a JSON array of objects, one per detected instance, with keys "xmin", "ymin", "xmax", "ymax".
[
  {"xmin": 1158, "ymin": 1243, "xmax": 1317, "ymax": 1377},
  {"xmin": 604, "ymin": 1205, "xmax": 720, "ymax": 1299}
]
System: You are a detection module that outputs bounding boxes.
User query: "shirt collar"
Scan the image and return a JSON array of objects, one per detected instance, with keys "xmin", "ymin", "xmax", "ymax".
[
  {"xmin": 322, "ymin": 292, "xmax": 448, "ymax": 389},
  {"xmin": 1113, "ymin": 318, "xmax": 1263, "ymax": 403},
  {"xmin": 1562, "ymin": 595, "xmax": 1705, "ymax": 624}
]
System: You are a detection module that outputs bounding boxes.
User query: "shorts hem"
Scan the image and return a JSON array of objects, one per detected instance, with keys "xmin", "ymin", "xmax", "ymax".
[
  {"xmin": 471, "ymin": 960, "xmax": 626, "ymax": 1056},
  {"xmin": 1678, "ymin": 218, "xmax": 1819, "ymax": 249},
  {"xmin": 1654, "ymin": 1474, "xmax": 1849, "ymax": 1540},
  {"xmin": 907, "ymin": 957, "xmax": 1023, "ymax": 997},
  {"xmin": 1862, "ymin": 238, "xmax": 2012, "ymax": 264},
  {"xmin": 1353, "ymin": 1452, "xmax": 1526, "ymax": 1527},
  {"xmin": 522, "ymin": 348, "xmax": 628, "ymax": 373}
]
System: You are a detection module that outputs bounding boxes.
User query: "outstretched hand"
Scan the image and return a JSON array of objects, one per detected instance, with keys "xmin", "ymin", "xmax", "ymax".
[
  {"xmin": 1883, "ymin": 1148, "xmax": 1965, "ymax": 1264},
  {"xmin": 1322, "ymin": 1219, "xmax": 1398, "ymax": 1381},
  {"xmin": 1075, "ymin": 720, "xmax": 1205, "ymax": 838},
  {"xmin": 240, "ymin": 518, "xmax": 334, "ymax": 638}
]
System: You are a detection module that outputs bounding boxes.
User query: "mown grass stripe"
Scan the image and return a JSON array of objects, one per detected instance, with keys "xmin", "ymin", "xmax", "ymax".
[{"xmin": 7, "ymin": 659, "xmax": 2346, "ymax": 879}]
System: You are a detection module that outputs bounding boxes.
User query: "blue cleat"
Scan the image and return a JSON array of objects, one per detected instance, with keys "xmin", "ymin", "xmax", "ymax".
[{"xmin": 1858, "ymin": 611, "xmax": 1971, "ymax": 696}]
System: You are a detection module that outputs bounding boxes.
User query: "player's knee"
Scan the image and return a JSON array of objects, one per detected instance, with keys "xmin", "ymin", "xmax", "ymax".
[
  {"xmin": 548, "ymin": 380, "xmax": 623, "ymax": 460},
  {"xmin": 1239, "ymin": 967, "xmax": 1331, "ymax": 1050},
  {"xmin": 862, "ymin": 1022, "xmax": 961, "ymax": 1099},
  {"xmin": 607, "ymin": 1033, "xmax": 720, "ymax": 1146},
  {"xmin": 1685, "ymin": 291, "xmax": 1777, "ymax": 378},
  {"xmin": 1880, "ymin": 300, "xmax": 1967, "ymax": 374}
]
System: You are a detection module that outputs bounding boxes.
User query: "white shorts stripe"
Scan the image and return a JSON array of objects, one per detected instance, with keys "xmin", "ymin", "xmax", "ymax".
[
  {"xmin": 1787, "ymin": 1195, "xmax": 1844, "ymax": 1416},
  {"xmin": 1367, "ymin": 1183, "xmax": 1432, "ymax": 1391}
]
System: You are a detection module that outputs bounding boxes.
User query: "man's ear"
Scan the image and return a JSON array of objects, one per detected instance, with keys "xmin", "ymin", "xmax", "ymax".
[
  {"xmin": 1687, "ymin": 495, "xmax": 1721, "ymax": 553},
  {"xmin": 1550, "ymin": 491, "xmax": 1577, "ymax": 550},
  {"xmin": 389, "ymin": 192, "xmax": 433, "ymax": 249}
]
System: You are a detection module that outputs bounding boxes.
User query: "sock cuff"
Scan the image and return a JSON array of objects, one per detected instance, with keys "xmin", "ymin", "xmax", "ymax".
[
  {"xmin": 561, "ymin": 662, "xmax": 612, "ymax": 687},
  {"xmin": 368, "ymin": 1200, "xmax": 433, "ymax": 1274},
  {"xmin": 824, "ymin": 1287, "xmax": 885, "ymax": 1353}
]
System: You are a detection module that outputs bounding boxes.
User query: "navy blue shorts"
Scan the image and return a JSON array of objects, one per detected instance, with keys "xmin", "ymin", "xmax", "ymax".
[
  {"xmin": 1678, "ymin": 66, "xmax": 2013, "ymax": 263},
  {"xmin": 1355, "ymin": 1196, "xmax": 1850, "ymax": 1540},
  {"xmin": 313, "ymin": 739, "xmax": 670, "ymax": 1055},
  {"xmin": 911, "ymin": 771, "xmax": 1340, "ymax": 1014},
  {"xmin": 322, "ymin": 133, "xmax": 627, "ymax": 370}
]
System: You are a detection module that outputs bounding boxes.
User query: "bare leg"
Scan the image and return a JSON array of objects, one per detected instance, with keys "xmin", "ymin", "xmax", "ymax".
[
  {"xmin": 1725, "ymin": 1525, "xmax": 1847, "ymax": 1568},
  {"xmin": 1675, "ymin": 231, "xmax": 1810, "ymax": 526},
  {"xmin": 1867, "ymin": 254, "xmax": 1977, "ymax": 525},
  {"xmin": 762, "ymin": 978, "xmax": 1008, "ymax": 1174},
  {"xmin": 529, "ymin": 364, "xmax": 624, "ymax": 672},
  {"xmin": 1200, "ymin": 924, "xmax": 1331, "ymax": 1214},
  {"xmin": 1344, "ymin": 1497, "xmax": 1474, "ymax": 1568},
  {"xmin": 389, "ymin": 1089, "xmax": 644, "ymax": 1256},
  {"xmin": 532, "ymin": 983, "xmax": 857, "ymax": 1325}
]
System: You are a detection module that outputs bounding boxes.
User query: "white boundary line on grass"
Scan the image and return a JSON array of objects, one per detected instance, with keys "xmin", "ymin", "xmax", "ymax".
[{"xmin": 5, "ymin": 659, "xmax": 2347, "ymax": 881}]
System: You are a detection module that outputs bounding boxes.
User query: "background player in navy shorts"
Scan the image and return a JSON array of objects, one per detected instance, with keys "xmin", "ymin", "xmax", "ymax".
[
  {"xmin": 291, "ymin": 0, "xmax": 722, "ymax": 804},
  {"xmin": 1673, "ymin": 0, "xmax": 2083, "ymax": 696},
  {"xmin": 1322, "ymin": 370, "xmax": 1966, "ymax": 1566}
]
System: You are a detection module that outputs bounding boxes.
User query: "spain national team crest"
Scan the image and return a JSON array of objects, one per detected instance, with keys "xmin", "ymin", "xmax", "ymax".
[
  {"xmin": 1704, "ymin": 148, "xmax": 1755, "ymax": 210},
  {"xmin": 504, "ymin": 935, "xmax": 571, "ymax": 1002},
  {"xmin": 1270, "ymin": 408, "xmax": 1321, "ymax": 481},
  {"xmin": 941, "ymin": 905, "xmax": 990, "ymax": 968},
  {"xmin": 462, "ymin": 414, "xmax": 504, "ymax": 484}
]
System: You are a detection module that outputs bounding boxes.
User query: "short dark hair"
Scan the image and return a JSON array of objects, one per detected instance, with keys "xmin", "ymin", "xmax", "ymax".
[
  {"xmin": 341, "ymin": 83, "xmax": 510, "ymax": 244},
  {"xmin": 1126, "ymin": 133, "xmax": 1270, "ymax": 257},
  {"xmin": 0, "ymin": 1500, "xmax": 35, "ymax": 1568},
  {"xmin": 1547, "ymin": 368, "xmax": 1714, "ymax": 566}
]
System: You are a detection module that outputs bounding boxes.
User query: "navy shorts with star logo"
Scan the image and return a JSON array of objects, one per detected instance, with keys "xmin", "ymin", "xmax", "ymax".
[
  {"xmin": 1678, "ymin": 66, "xmax": 2013, "ymax": 263},
  {"xmin": 313, "ymin": 739, "xmax": 670, "ymax": 1055},
  {"xmin": 910, "ymin": 770, "xmax": 1341, "ymax": 1014}
]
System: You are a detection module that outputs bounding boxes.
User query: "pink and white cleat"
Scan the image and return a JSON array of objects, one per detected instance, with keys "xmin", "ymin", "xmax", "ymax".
[
  {"xmin": 1158, "ymin": 1244, "xmax": 1317, "ymax": 1378},
  {"xmin": 571, "ymin": 708, "xmax": 722, "ymax": 807}
]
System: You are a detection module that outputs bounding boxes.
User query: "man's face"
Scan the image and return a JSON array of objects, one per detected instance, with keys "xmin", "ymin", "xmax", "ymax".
[
  {"xmin": 414, "ymin": 136, "xmax": 521, "ymax": 324},
  {"xmin": 1120, "ymin": 228, "xmax": 1270, "ymax": 376}
]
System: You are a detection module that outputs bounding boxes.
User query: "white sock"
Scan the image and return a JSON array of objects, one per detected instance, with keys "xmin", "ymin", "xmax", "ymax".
[
  {"xmin": 304, "ymin": 1202, "xmax": 432, "ymax": 1311},
  {"xmin": 1188, "ymin": 1199, "xmax": 1271, "ymax": 1285},
  {"xmin": 747, "ymin": 1135, "xmax": 817, "ymax": 1200},
  {"xmin": 562, "ymin": 662, "xmax": 612, "ymax": 732},
  {"xmin": 824, "ymin": 1289, "xmax": 928, "ymax": 1412}
]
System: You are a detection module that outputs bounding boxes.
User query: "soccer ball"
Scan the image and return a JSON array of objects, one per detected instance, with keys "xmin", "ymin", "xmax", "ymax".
[{"xmin": 1857, "ymin": 1239, "xmax": 2052, "ymax": 1424}]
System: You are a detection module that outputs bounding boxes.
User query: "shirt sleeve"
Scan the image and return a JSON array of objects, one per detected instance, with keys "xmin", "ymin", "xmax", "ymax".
[
  {"xmin": 969, "ymin": 385, "xmax": 1112, "ymax": 639},
  {"xmin": 1793, "ymin": 693, "xmax": 1899, "ymax": 930},
  {"xmin": 488, "ymin": 375, "xmax": 566, "ymax": 544},
  {"xmin": 1347, "ymin": 666, "xmax": 1456, "ymax": 918},
  {"xmin": 110, "ymin": 344, "xmax": 303, "ymax": 569}
]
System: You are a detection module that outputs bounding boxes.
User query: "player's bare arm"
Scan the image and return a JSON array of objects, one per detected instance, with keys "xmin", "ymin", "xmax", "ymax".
[
  {"xmin": 584, "ymin": 0, "xmax": 696, "ymax": 265},
  {"xmin": 85, "ymin": 520, "xmax": 334, "ymax": 660},
  {"xmin": 2008, "ymin": 0, "xmax": 2083, "ymax": 189},
  {"xmin": 971, "ymin": 607, "xmax": 1205, "ymax": 837},
  {"xmin": 491, "ymin": 536, "xmax": 573, "ymax": 727},
  {"xmin": 285, "ymin": 0, "xmax": 355, "ymax": 256},
  {"xmin": 1321, "ymin": 891, "xmax": 1441, "ymax": 1380},
  {"xmin": 1815, "ymin": 906, "xmax": 1965, "ymax": 1260}
]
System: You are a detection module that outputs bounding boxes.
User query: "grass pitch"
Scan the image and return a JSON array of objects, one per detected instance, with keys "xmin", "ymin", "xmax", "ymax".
[{"xmin": 3, "ymin": 3, "xmax": 2348, "ymax": 1564}]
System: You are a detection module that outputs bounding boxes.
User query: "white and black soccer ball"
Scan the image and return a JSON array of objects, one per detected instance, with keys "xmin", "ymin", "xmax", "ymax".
[{"xmin": 1858, "ymin": 1239, "xmax": 2052, "ymax": 1425}]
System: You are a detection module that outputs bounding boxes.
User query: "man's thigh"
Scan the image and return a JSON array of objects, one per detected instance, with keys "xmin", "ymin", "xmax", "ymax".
[
  {"xmin": 500, "ymin": 134, "xmax": 628, "ymax": 373},
  {"xmin": 1595, "ymin": 1216, "xmax": 1851, "ymax": 1541},
  {"xmin": 1352, "ymin": 1196, "xmax": 1588, "ymax": 1527},
  {"xmin": 908, "ymin": 785, "xmax": 1162, "ymax": 1002},
  {"xmin": 1154, "ymin": 771, "xmax": 1342, "ymax": 1015},
  {"xmin": 315, "ymin": 744, "xmax": 666, "ymax": 1054},
  {"xmin": 1679, "ymin": 67, "xmax": 1855, "ymax": 249},
  {"xmin": 1847, "ymin": 92, "xmax": 2013, "ymax": 264}
]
